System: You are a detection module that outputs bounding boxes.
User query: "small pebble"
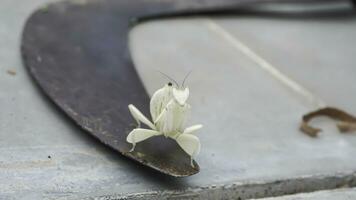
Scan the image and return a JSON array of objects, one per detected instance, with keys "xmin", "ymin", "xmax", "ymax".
[{"xmin": 7, "ymin": 70, "xmax": 16, "ymax": 76}]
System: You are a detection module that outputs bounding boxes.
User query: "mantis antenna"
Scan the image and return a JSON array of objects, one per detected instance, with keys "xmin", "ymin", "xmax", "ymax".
[
  {"xmin": 181, "ymin": 70, "xmax": 192, "ymax": 88},
  {"xmin": 157, "ymin": 70, "xmax": 179, "ymax": 86}
]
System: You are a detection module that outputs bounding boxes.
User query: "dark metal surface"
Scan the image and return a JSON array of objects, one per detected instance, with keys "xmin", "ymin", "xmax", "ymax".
[{"xmin": 21, "ymin": 0, "xmax": 347, "ymax": 177}]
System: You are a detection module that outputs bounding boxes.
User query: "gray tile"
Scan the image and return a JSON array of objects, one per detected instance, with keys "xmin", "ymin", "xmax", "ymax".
[
  {"xmin": 254, "ymin": 188, "xmax": 356, "ymax": 200},
  {"xmin": 214, "ymin": 3, "xmax": 356, "ymax": 113}
]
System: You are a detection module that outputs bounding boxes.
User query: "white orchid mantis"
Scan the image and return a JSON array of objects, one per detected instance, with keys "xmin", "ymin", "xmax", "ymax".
[{"xmin": 126, "ymin": 81, "xmax": 202, "ymax": 166}]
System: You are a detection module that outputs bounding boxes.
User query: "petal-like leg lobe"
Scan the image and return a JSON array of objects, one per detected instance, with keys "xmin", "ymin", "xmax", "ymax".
[
  {"xmin": 126, "ymin": 128, "xmax": 161, "ymax": 152},
  {"xmin": 176, "ymin": 133, "xmax": 201, "ymax": 166},
  {"xmin": 183, "ymin": 124, "xmax": 203, "ymax": 134}
]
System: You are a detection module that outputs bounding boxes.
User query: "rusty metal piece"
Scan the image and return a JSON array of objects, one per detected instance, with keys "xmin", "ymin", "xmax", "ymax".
[{"xmin": 301, "ymin": 107, "xmax": 356, "ymax": 137}]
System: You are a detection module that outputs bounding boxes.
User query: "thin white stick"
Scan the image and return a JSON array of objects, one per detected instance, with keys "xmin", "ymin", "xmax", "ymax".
[{"xmin": 205, "ymin": 19, "xmax": 326, "ymax": 108}]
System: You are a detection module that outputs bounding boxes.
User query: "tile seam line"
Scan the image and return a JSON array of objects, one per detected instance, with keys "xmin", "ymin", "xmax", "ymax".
[{"xmin": 203, "ymin": 19, "xmax": 326, "ymax": 108}]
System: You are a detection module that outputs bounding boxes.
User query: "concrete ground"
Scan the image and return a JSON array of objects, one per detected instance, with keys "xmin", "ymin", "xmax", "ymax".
[
  {"xmin": 1, "ymin": 0, "xmax": 356, "ymax": 199},
  {"xmin": 254, "ymin": 188, "xmax": 356, "ymax": 200}
]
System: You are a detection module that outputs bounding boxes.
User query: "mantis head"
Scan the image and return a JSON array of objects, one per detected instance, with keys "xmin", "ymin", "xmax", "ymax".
[
  {"xmin": 158, "ymin": 71, "xmax": 191, "ymax": 106},
  {"xmin": 173, "ymin": 87, "xmax": 189, "ymax": 106}
]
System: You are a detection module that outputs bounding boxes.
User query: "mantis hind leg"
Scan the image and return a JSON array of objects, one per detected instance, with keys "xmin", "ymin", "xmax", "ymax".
[{"xmin": 129, "ymin": 143, "xmax": 136, "ymax": 152}]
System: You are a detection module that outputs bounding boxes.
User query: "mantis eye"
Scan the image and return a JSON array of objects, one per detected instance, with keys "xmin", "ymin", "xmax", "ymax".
[{"xmin": 168, "ymin": 82, "xmax": 173, "ymax": 86}]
